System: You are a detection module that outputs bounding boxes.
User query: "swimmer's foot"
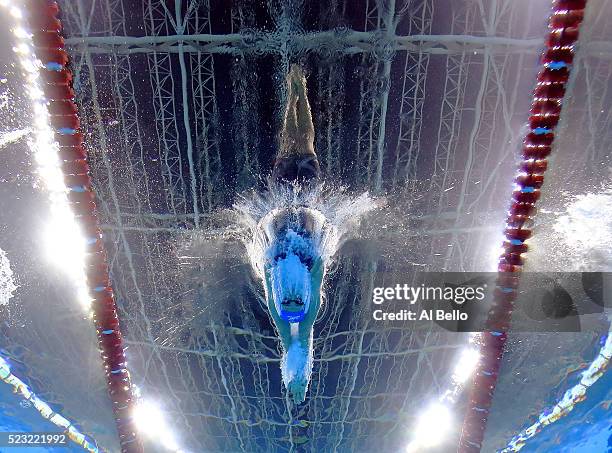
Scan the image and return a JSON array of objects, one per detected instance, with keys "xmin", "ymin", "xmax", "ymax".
[
  {"xmin": 287, "ymin": 64, "xmax": 307, "ymax": 97},
  {"xmin": 281, "ymin": 340, "xmax": 313, "ymax": 404},
  {"xmin": 287, "ymin": 376, "xmax": 308, "ymax": 404}
]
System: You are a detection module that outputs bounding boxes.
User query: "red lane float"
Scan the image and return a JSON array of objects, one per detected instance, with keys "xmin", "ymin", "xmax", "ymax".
[
  {"xmin": 23, "ymin": 1, "xmax": 143, "ymax": 452},
  {"xmin": 458, "ymin": 1, "xmax": 588, "ymax": 451}
]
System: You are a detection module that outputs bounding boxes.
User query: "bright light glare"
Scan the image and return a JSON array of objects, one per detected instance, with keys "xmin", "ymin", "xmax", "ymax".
[
  {"xmin": 9, "ymin": 6, "xmax": 22, "ymax": 19},
  {"xmin": 485, "ymin": 230, "xmax": 507, "ymax": 272},
  {"xmin": 42, "ymin": 205, "xmax": 91, "ymax": 310},
  {"xmin": 43, "ymin": 205, "xmax": 86, "ymax": 274},
  {"xmin": 134, "ymin": 400, "xmax": 183, "ymax": 452},
  {"xmin": 452, "ymin": 348, "xmax": 480, "ymax": 384},
  {"xmin": 406, "ymin": 402, "xmax": 453, "ymax": 452},
  {"xmin": 13, "ymin": 27, "xmax": 29, "ymax": 39},
  {"xmin": 14, "ymin": 43, "xmax": 30, "ymax": 55}
]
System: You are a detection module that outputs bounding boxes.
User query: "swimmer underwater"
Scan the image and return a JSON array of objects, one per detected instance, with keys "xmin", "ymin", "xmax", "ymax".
[{"xmin": 261, "ymin": 65, "xmax": 325, "ymax": 403}]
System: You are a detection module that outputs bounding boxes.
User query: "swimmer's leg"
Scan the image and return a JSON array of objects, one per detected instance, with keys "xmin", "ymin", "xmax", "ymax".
[
  {"xmin": 281, "ymin": 69, "xmax": 300, "ymax": 146},
  {"xmin": 290, "ymin": 66, "xmax": 315, "ymax": 155},
  {"xmin": 275, "ymin": 65, "xmax": 320, "ymax": 182}
]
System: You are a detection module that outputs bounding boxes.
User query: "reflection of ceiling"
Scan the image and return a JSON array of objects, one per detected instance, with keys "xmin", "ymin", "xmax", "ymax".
[{"xmin": 1, "ymin": 0, "xmax": 611, "ymax": 451}]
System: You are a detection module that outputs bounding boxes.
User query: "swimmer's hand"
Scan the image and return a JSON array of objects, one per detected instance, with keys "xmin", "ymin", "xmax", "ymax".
[
  {"xmin": 287, "ymin": 374, "xmax": 308, "ymax": 404},
  {"xmin": 281, "ymin": 341, "xmax": 313, "ymax": 404}
]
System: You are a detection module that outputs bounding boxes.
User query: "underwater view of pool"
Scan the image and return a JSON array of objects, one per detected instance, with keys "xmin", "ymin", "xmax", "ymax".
[{"xmin": 0, "ymin": 0, "xmax": 611, "ymax": 452}]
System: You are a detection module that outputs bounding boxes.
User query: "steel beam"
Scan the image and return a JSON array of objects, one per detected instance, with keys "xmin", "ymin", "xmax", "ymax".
[{"xmin": 64, "ymin": 31, "xmax": 555, "ymax": 56}]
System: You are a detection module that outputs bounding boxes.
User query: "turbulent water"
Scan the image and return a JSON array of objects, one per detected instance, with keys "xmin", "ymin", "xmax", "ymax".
[
  {"xmin": 553, "ymin": 185, "xmax": 612, "ymax": 270},
  {"xmin": 0, "ymin": 128, "xmax": 29, "ymax": 150},
  {"xmin": 233, "ymin": 181, "xmax": 380, "ymax": 282},
  {"xmin": 0, "ymin": 247, "xmax": 17, "ymax": 306}
]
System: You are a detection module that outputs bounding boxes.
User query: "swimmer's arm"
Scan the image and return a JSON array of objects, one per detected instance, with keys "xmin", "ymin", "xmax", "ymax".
[{"xmin": 301, "ymin": 257, "xmax": 325, "ymax": 329}]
